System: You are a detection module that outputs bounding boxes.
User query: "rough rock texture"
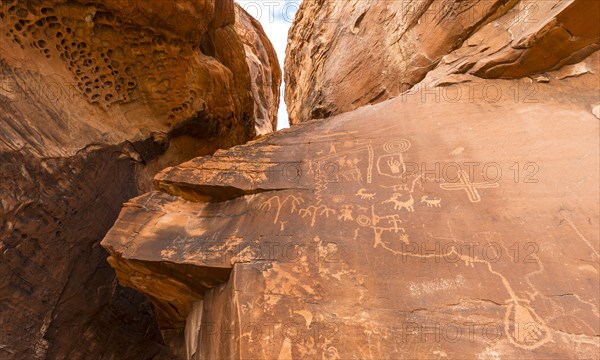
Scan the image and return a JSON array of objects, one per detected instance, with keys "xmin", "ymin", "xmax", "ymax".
[
  {"xmin": 0, "ymin": 0, "xmax": 280, "ymax": 358},
  {"xmin": 104, "ymin": 52, "xmax": 600, "ymax": 358},
  {"xmin": 284, "ymin": 0, "xmax": 600, "ymax": 124},
  {"xmin": 236, "ymin": 5, "xmax": 282, "ymax": 135}
]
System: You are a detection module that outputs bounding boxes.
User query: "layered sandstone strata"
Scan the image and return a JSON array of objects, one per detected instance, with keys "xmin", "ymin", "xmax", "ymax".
[{"xmin": 0, "ymin": 0, "xmax": 280, "ymax": 358}]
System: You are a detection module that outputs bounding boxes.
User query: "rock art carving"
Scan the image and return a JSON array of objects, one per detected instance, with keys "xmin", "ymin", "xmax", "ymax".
[
  {"xmin": 440, "ymin": 170, "xmax": 499, "ymax": 203},
  {"xmin": 421, "ymin": 195, "xmax": 442, "ymax": 207}
]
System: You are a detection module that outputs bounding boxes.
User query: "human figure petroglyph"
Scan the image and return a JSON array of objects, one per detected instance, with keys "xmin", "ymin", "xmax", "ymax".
[
  {"xmin": 421, "ymin": 195, "xmax": 442, "ymax": 207},
  {"xmin": 338, "ymin": 205, "xmax": 354, "ymax": 221},
  {"xmin": 355, "ymin": 206, "xmax": 408, "ymax": 249},
  {"xmin": 333, "ymin": 158, "xmax": 363, "ymax": 182},
  {"xmin": 356, "ymin": 188, "xmax": 376, "ymax": 200},
  {"xmin": 386, "ymin": 214, "xmax": 405, "ymax": 233},
  {"xmin": 382, "ymin": 193, "xmax": 415, "ymax": 212}
]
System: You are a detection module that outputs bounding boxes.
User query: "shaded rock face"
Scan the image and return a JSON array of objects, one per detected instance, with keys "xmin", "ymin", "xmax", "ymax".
[
  {"xmin": 236, "ymin": 5, "xmax": 282, "ymax": 136},
  {"xmin": 284, "ymin": 0, "xmax": 600, "ymax": 124},
  {"xmin": 102, "ymin": 1, "xmax": 599, "ymax": 358},
  {"xmin": 0, "ymin": 145, "xmax": 170, "ymax": 359},
  {"xmin": 0, "ymin": 0, "xmax": 280, "ymax": 358}
]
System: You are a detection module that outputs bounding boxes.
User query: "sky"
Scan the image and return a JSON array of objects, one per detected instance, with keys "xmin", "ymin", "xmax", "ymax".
[{"xmin": 235, "ymin": 0, "xmax": 303, "ymax": 129}]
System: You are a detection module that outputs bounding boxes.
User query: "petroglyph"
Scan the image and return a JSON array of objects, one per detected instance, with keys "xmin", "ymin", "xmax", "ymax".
[
  {"xmin": 381, "ymin": 183, "xmax": 409, "ymax": 192},
  {"xmin": 309, "ymin": 140, "xmax": 374, "ymax": 184},
  {"xmin": 382, "ymin": 193, "xmax": 415, "ymax": 212},
  {"xmin": 338, "ymin": 205, "xmax": 354, "ymax": 221},
  {"xmin": 560, "ymin": 211, "xmax": 600, "ymax": 261},
  {"xmin": 355, "ymin": 206, "xmax": 407, "ymax": 249},
  {"xmin": 332, "ymin": 195, "xmax": 345, "ymax": 203},
  {"xmin": 299, "ymin": 205, "xmax": 337, "ymax": 227},
  {"xmin": 401, "ymin": 221, "xmax": 552, "ymax": 349},
  {"xmin": 356, "ymin": 188, "xmax": 376, "ymax": 200},
  {"xmin": 421, "ymin": 195, "xmax": 442, "ymax": 207},
  {"xmin": 377, "ymin": 139, "xmax": 412, "ymax": 179},
  {"xmin": 409, "ymin": 275, "xmax": 465, "ymax": 296},
  {"xmin": 259, "ymin": 195, "xmax": 305, "ymax": 224},
  {"xmin": 440, "ymin": 170, "xmax": 499, "ymax": 203}
]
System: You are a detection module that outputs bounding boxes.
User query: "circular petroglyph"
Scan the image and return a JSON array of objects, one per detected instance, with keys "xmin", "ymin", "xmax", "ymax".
[
  {"xmin": 357, "ymin": 215, "xmax": 371, "ymax": 227},
  {"xmin": 383, "ymin": 139, "xmax": 411, "ymax": 154}
]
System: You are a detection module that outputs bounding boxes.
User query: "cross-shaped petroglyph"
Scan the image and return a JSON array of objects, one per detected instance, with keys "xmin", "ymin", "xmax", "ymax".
[{"xmin": 439, "ymin": 170, "xmax": 499, "ymax": 202}]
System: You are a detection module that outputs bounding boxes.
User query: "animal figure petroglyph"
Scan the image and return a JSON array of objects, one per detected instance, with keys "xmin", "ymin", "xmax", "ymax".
[
  {"xmin": 421, "ymin": 195, "xmax": 442, "ymax": 207},
  {"xmin": 356, "ymin": 188, "xmax": 376, "ymax": 200},
  {"xmin": 382, "ymin": 193, "xmax": 415, "ymax": 212}
]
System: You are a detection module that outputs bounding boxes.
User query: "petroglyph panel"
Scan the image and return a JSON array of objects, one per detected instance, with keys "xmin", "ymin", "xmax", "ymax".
[{"xmin": 104, "ymin": 59, "xmax": 600, "ymax": 359}]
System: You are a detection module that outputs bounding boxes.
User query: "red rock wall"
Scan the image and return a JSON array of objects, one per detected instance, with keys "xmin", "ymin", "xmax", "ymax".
[
  {"xmin": 0, "ymin": 0, "xmax": 280, "ymax": 358},
  {"xmin": 102, "ymin": 0, "xmax": 599, "ymax": 359},
  {"xmin": 284, "ymin": 0, "xmax": 600, "ymax": 124},
  {"xmin": 104, "ymin": 52, "xmax": 600, "ymax": 358}
]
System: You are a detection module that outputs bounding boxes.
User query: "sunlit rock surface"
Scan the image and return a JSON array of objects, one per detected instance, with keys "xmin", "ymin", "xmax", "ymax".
[
  {"xmin": 285, "ymin": 0, "xmax": 600, "ymax": 124},
  {"xmin": 104, "ymin": 51, "xmax": 599, "ymax": 360}
]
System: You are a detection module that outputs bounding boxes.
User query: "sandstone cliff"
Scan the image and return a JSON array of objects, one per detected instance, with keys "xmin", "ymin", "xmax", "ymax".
[
  {"xmin": 0, "ymin": 0, "xmax": 280, "ymax": 358},
  {"xmin": 285, "ymin": 0, "xmax": 600, "ymax": 124},
  {"xmin": 236, "ymin": 5, "xmax": 282, "ymax": 136},
  {"xmin": 104, "ymin": 52, "xmax": 600, "ymax": 358},
  {"xmin": 103, "ymin": 0, "xmax": 599, "ymax": 359}
]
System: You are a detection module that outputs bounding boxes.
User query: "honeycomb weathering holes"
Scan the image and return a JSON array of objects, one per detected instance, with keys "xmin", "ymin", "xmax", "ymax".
[{"xmin": 0, "ymin": 0, "xmax": 201, "ymax": 122}]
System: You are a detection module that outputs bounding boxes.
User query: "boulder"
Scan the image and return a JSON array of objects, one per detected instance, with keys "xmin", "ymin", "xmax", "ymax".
[
  {"xmin": 104, "ymin": 37, "xmax": 600, "ymax": 360},
  {"xmin": 0, "ymin": 0, "xmax": 280, "ymax": 358}
]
